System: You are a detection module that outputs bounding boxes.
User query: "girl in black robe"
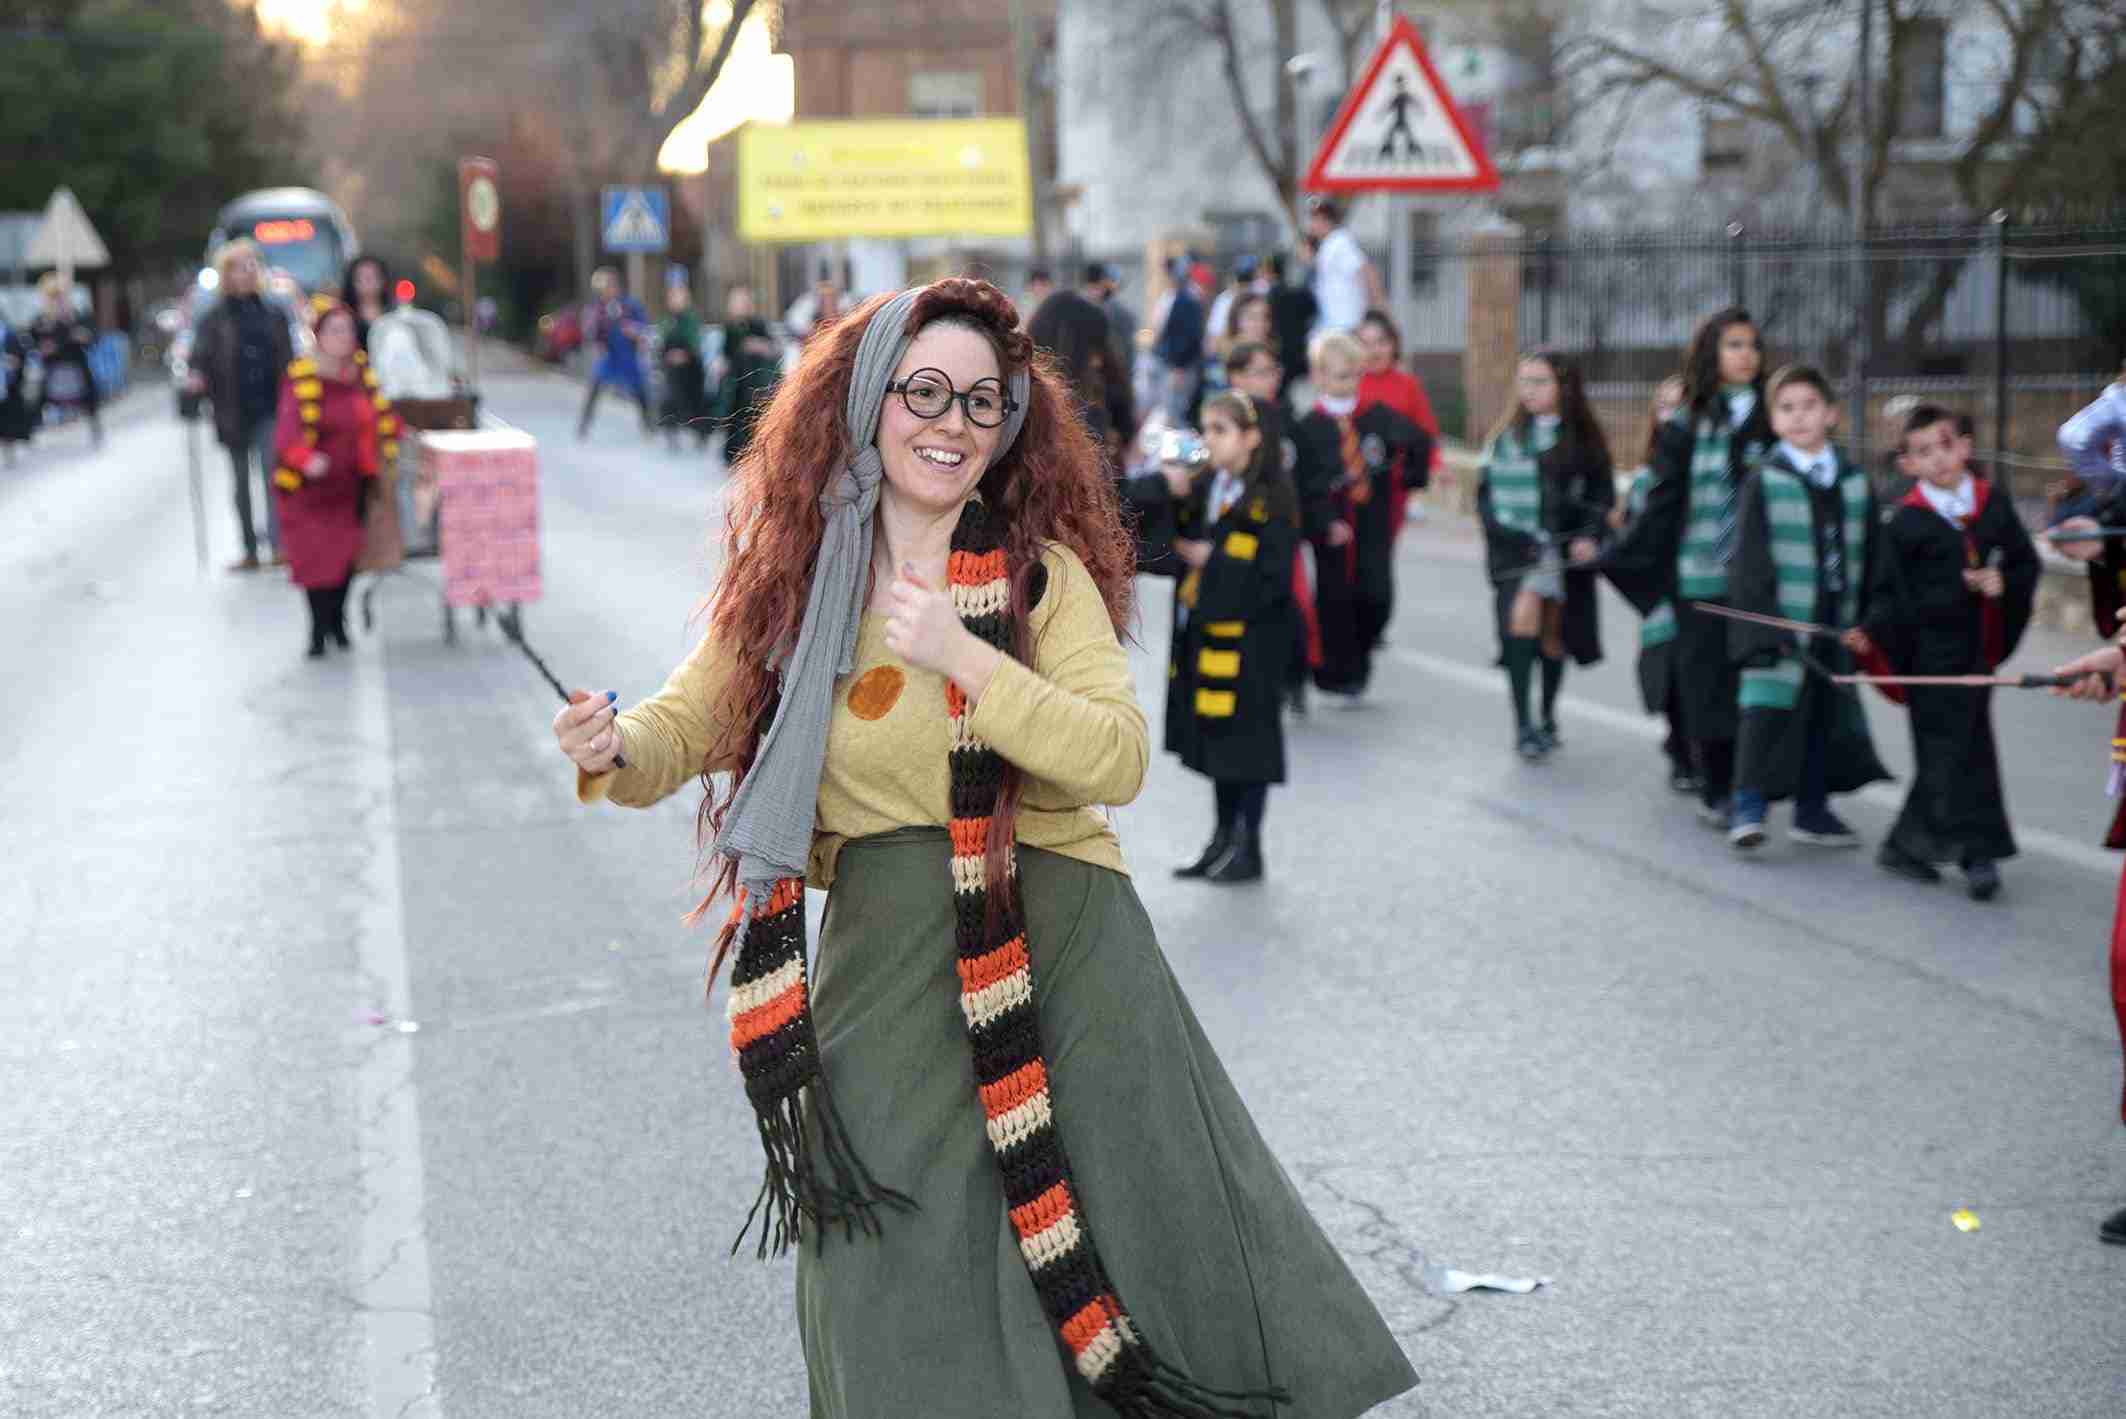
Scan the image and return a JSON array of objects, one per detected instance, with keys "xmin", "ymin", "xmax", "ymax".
[
  {"xmin": 1478, "ymin": 349, "xmax": 1614, "ymax": 758},
  {"xmin": 1161, "ymin": 389, "xmax": 1301, "ymax": 884},
  {"xmin": 1862, "ymin": 405, "xmax": 2039, "ymax": 898},
  {"xmin": 1295, "ymin": 331, "xmax": 1429, "ymax": 700},
  {"xmin": 1601, "ymin": 307, "xmax": 1772, "ymax": 825}
]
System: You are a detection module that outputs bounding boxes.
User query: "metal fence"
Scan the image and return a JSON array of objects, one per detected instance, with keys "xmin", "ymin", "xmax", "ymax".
[{"xmin": 1398, "ymin": 220, "xmax": 2126, "ymax": 497}]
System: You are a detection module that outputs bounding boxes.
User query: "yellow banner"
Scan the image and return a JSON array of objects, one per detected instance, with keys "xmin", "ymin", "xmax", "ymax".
[{"xmin": 738, "ymin": 119, "xmax": 1033, "ymax": 243}]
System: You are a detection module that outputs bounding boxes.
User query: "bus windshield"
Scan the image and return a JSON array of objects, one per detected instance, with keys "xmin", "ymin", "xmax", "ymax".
[{"xmin": 231, "ymin": 215, "xmax": 346, "ymax": 295}]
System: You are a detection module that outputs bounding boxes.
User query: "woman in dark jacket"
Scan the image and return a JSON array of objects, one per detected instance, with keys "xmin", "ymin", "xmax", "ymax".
[
  {"xmin": 1479, "ymin": 350, "xmax": 1614, "ymax": 759},
  {"xmin": 29, "ymin": 273, "xmax": 101, "ymax": 447}
]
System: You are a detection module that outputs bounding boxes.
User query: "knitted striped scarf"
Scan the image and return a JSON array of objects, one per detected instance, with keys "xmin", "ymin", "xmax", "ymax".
[
  {"xmin": 725, "ymin": 497, "xmax": 1285, "ymax": 1418},
  {"xmin": 1737, "ymin": 457, "xmax": 1871, "ymax": 712},
  {"xmin": 1626, "ymin": 469, "xmax": 1677, "ymax": 650},
  {"xmin": 1482, "ymin": 418, "xmax": 1553, "ymax": 536}
]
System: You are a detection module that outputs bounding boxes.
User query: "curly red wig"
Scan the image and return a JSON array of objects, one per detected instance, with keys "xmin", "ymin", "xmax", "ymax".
[{"xmin": 693, "ymin": 277, "xmax": 1135, "ymax": 961}]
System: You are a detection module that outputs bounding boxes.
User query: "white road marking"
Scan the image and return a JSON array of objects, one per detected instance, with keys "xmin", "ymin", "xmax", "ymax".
[
  {"xmin": 350, "ymin": 645, "xmax": 444, "ymax": 1419},
  {"xmin": 1385, "ymin": 646, "xmax": 2119, "ymax": 877}
]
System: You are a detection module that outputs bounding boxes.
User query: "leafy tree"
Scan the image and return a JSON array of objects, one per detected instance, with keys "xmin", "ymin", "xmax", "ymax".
[{"xmin": 0, "ymin": 0, "xmax": 312, "ymax": 274}]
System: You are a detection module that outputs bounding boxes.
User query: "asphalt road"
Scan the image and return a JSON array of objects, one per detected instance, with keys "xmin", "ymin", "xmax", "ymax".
[{"xmin": 5, "ymin": 363, "xmax": 2122, "ymax": 1418}]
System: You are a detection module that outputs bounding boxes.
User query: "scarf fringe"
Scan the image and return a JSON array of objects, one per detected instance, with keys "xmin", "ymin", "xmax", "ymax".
[
  {"xmin": 1098, "ymin": 1353, "xmax": 1292, "ymax": 1419},
  {"xmin": 729, "ymin": 1076, "xmax": 915, "ymax": 1261}
]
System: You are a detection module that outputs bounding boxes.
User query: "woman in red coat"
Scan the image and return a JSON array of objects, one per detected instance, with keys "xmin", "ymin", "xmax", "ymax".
[
  {"xmin": 273, "ymin": 302, "xmax": 398, "ymax": 657},
  {"xmin": 1356, "ymin": 308, "xmax": 1441, "ymax": 541}
]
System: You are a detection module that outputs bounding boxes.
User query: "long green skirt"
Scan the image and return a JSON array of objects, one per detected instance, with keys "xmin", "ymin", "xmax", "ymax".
[{"xmin": 797, "ymin": 829, "xmax": 1417, "ymax": 1418}]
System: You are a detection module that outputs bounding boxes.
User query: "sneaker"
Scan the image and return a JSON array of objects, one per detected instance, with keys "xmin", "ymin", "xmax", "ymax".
[
  {"xmin": 1538, "ymin": 721, "xmax": 1562, "ymax": 753},
  {"xmin": 1516, "ymin": 727, "xmax": 1548, "ymax": 762},
  {"xmin": 1876, "ymin": 843, "xmax": 1941, "ymax": 884},
  {"xmin": 1962, "ymin": 859, "xmax": 2001, "ymax": 902},
  {"xmin": 2101, "ymin": 1206, "xmax": 2126, "ymax": 1246},
  {"xmin": 1791, "ymin": 806, "xmax": 1860, "ymax": 848},
  {"xmin": 1729, "ymin": 813, "xmax": 1767, "ymax": 851},
  {"xmin": 1695, "ymin": 800, "xmax": 1731, "ymax": 831}
]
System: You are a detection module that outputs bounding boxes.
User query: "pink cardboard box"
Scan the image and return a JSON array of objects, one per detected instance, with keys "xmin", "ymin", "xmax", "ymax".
[{"xmin": 424, "ymin": 429, "xmax": 542, "ymax": 608}]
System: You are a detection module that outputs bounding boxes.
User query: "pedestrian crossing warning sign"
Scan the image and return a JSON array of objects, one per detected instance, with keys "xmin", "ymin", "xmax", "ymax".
[
  {"xmin": 1303, "ymin": 17, "xmax": 1498, "ymax": 194},
  {"xmin": 600, "ymin": 186, "xmax": 670, "ymax": 253}
]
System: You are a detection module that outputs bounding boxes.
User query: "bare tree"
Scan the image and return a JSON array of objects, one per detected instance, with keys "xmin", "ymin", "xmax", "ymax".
[
  {"xmin": 1124, "ymin": 0, "xmax": 1381, "ymax": 231},
  {"xmin": 1569, "ymin": 0, "xmax": 2124, "ymax": 359}
]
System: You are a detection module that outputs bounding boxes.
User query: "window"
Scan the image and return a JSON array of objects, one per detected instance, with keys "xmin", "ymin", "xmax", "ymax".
[
  {"xmin": 1895, "ymin": 18, "xmax": 1947, "ymax": 138},
  {"xmin": 1702, "ymin": 115, "xmax": 1750, "ymax": 173},
  {"xmin": 908, "ymin": 71, "xmax": 982, "ymax": 119}
]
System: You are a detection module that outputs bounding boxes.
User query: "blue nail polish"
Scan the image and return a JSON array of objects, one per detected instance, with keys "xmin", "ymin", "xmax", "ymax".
[{"xmin": 605, "ymin": 690, "xmax": 617, "ymax": 702}]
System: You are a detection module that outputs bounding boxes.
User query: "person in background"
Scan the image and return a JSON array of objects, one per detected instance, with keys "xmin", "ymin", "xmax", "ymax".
[
  {"xmin": 188, "ymin": 239, "xmax": 295, "ymax": 571},
  {"xmin": 1021, "ymin": 267, "xmax": 1055, "ymax": 328},
  {"xmin": 0, "ymin": 312, "xmax": 29, "ymax": 465},
  {"xmin": 1203, "ymin": 255, "xmax": 1260, "ymax": 357},
  {"xmin": 2053, "ymin": 355, "xmax": 2126, "ymax": 521},
  {"xmin": 1306, "ymin": 196, "xmax": 1382, "ymax": 335},
  {"xmin": 1294, "ymin": 330, "xmax": 1430, "ymax": 701},
  {"xmin": 1356, "ymin": 308, "xmax": 1442, "ymax": 533},
  {"xmin": 29, "ymin": 271, "xmax": 102, "ymax": 447},
  {"xmin": 785, "ymin": 265, "xmax": 845, "ymax": 346},
  {"xmin": 1613, "ymin": 374, "xmax": 1697, "ymax": 793},
  {"xmin": 577, "ymin": 267, "xmax": 653, "ymax": 438},
  {"xmin": 1478, "ymin": 350, "xmax": 1613, "ymax": 761},
  {"xmin": 716, "ymin": 283, "xmax": 780, "ymax": 471},
  {"xmin": 341, "ymin": 254, "xmax": 393, "ymax": 352},
  {"xmin": 271, "ymin": 302, "xmax": 393, "ymax": 659},
  {"xmin": 658, "ymin": 280, "xmax": 711, "ymax": 451},
  {"xmin": 1082, "ymin": 262, "xmax": 1137, "ymax": 398},
  {"xmin": 1027, "ymin": 283, "xmax": 1134, "ymax": 460},
  {"xmin": 1152, "ymin": 258, "xmax": 1206, "ymax": 424},
  {"xmin": 1863, "ymin": 403, "xmax": 2039, "ymax": 899},
  {"xmin": 1267, "ymin": 250, "xmax": 1317, "ymax": 403}
]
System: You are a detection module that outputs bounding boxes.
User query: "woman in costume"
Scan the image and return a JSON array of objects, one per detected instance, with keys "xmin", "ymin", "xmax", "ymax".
[
  {"xmin": 272, "ymin": 302, "xmax": 396, "ymax": 658},
  {"xmin": 550, "ymin": 278, "xmax": 1415, "ymax": 1418},
  {"xmin": 1478, "ymin": 350, "xmax": 1613, "ymax": 760}
]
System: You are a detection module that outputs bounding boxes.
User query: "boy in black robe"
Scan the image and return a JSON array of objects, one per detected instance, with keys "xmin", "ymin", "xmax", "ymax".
[
  {"xmin": 1294, "ymin": 331, "xmax": 1429, "ymax": 700},
  {"xmin": 1724, "ymin": 366, "xmax": 1890, "ymax": 851},
  {"xmin": 1860, "ymin": 404, "xmax": 2039, "ymax": 898}
]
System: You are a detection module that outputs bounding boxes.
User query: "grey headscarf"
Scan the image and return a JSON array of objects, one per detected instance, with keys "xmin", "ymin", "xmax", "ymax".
[{"xmin": 713, "ymin": 287, "xmax": 1032, "ymax": 914}]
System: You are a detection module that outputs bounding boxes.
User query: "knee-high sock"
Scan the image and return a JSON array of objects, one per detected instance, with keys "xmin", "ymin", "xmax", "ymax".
[
  {"xmin": 1503, "ymin": 636, "xmax": 1538, "ymax": 732},
  {"xmin": 1540, "ymin": 654, "xmax": 1566, "ymax": 727},
  {"xmin": 1213, "ymin": 780, "xmax": 1239, "ymax": 832},
  {"xmin": 1235, "ymin": 782, "xmax": 1268, "ymax": 835}
]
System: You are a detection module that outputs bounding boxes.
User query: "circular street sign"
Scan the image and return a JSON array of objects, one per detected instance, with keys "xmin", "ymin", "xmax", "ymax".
[{"xmin": 467, "ymin": 176, "xmax": 500, "ymax": 233}]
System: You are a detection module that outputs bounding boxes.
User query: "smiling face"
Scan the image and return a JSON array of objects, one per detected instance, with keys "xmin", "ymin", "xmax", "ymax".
[{"xmin": 875, "ymin": 321, "xmax": 1009, "ymax": 517}]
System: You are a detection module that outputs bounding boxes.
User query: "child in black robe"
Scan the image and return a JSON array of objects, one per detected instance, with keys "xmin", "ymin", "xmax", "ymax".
[
  {"xmin": 1294, "ymin": 331, "xmax": 1429, "ymax": 701},
  {"xmin": 1724, "ymin": 365, "xmax": 1890, "ymax": 851},
  {"xmin": 1160, "ymin": 389, "xmax": 1301, "ymax": 883},
  {"xmin": 1860, "ymin": 404, "xmax": 2039, "ymax": 899}
]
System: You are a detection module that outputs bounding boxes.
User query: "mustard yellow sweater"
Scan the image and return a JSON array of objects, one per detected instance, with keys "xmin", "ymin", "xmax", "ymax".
[{"xmin": 578, "ymin": 542, "xmax": 1147, "ymax": 886}]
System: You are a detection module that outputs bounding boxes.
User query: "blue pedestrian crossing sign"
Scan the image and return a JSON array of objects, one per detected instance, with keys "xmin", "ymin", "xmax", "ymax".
[{"xmin": 601, "ymin": 186, "xmax": 670, "ymax": 253}]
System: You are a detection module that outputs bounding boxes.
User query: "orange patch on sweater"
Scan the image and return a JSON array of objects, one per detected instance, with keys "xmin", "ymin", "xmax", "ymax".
[{"xmin": 847, "ymin": 665, "xmax": 905, "ymax": 720}]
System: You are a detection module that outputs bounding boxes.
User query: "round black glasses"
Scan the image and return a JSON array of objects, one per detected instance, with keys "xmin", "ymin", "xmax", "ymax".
[{"xmin": 887, "ymin": 368, "xmax": 1018, "ymax": 429}]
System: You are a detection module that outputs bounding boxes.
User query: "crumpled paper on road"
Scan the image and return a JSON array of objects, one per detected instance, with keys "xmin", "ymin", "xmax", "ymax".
[{"xmin": 1422, "ymin": 1262, "xmax": 1551, "ymax": 1295}]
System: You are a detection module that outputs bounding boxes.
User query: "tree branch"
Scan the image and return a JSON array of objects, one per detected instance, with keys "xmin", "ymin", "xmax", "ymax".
[
  {"xmin": 1203, "ymin": 0, "xmax": 1292, "ymax": 219},
  {"xmin": 652, "ymin": 0, "xmax": 758, "ymax": 135}
]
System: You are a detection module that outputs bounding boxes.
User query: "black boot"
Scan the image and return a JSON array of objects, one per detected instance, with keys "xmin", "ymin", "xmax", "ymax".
[
  {"xmin": 2101, "ymin": 1206, "xmax": 2126, "ymax": 1246},
  {"xmin": 1174, "ymin": 817, "xmax": 1234, "ymax": 879},
  {"xmin": 1204, "ymin": 823, "xmax": 1263, "ymax": 883}
]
